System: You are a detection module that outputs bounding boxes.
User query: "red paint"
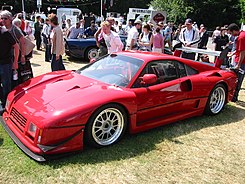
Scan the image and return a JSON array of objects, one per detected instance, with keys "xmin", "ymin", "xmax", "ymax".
[{"xmin": 2, "ymin": 51, "xmax": 237, "ymax": 159}]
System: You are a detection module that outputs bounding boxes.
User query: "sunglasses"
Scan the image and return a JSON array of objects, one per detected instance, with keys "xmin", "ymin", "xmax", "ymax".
[{"xmin": 1, "ymin": 17, "xmax": 9, "ymax": 20}]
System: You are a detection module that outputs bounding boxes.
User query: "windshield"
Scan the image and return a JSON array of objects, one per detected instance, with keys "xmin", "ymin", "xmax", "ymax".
[{"xmin": 77, "ymin": 54, "xmax": 144, "ymax": 87}]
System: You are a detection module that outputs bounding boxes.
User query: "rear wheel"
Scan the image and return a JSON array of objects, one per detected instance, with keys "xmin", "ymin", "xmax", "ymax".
[
  {"xmin": 85, "ymin": 104, "xmax": 127, "ymax": 148},
  {"xmin": 85, "ymin": 47, "xmax": 99, "ymax": 61},
  {"xmin": 205, "ymin": 84, "xmax": 227, "ymax": 115}
]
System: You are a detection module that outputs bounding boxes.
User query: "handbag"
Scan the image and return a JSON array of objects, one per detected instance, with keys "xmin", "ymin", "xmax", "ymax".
[
  {"xmin": 18, "ymin": 60, "xmax": 33, "ymax": 83},
  {"xmin": 12, "ymin": 26, "xmax": 35, "ymax": 56},
  {"xmin": 24, "ymin": 35, "xmax": 35, "ymax": 55}
]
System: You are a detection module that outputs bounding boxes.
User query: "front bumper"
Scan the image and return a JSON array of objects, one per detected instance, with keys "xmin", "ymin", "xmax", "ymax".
[
  {"xmin": 0, "ymin": 116, "xmax": 46, "ymax": 162},
  {"xmin": 1, "ymin": 115, "xmax": 85, "ymax": 162}
]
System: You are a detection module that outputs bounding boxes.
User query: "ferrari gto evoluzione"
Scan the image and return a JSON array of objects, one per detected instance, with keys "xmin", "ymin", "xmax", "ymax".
[{"xmin": 0, "ymin": 51, "xmax": 237, "ymax": 161}]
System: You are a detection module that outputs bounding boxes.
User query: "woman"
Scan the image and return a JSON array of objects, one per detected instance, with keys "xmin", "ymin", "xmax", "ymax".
[
  {"xmin": 48, "ymin": 13, "xmax": 65, "ymax": 71},
  {"xmin": 138, "ymin": 24, "xmax": 153, "ymax": 51},
  {"xmin": 24, "ymin": 20, "xmax": 32, "ymax": 36},
  {"xmin": 214, "ymin": 27, "xmax": 229, "ymax": 51},
  {"xmin": 101, "ymin": 21, "xmax": 123, "ymax": 54},
  {"xmin": 152, "ymin": 26, "xmax": 164, "ymax": 53}
]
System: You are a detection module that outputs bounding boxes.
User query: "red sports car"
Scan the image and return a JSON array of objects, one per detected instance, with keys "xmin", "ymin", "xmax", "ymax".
[{"xmin": 0, "ymin": 51, "xmax": 237, "ymax": 161}]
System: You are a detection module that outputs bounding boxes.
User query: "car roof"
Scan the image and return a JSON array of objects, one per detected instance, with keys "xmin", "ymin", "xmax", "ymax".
[{"xmin": 117, "ymin": 51, "xmax": 218, "ymax": 73}]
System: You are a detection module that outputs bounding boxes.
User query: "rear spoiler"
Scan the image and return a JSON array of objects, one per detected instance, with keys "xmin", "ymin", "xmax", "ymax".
[{"xmin": 173, "ymin": 46, "xmax": 228, "ymax": 68}]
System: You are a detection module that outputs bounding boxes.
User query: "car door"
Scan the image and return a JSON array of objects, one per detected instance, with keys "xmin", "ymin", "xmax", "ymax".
[{"xmin": 132, "ymin": 60, "xmax": 190, "ymax": 125}]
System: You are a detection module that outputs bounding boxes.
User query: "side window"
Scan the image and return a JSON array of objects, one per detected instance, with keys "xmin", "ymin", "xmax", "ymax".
[
  {"xmin": 185, "ymin": 65, "xmax": 198, "ymax": 75},
  {"xmin": 177, "ymin": 62, "xmax": 187, "ymax": 77}
]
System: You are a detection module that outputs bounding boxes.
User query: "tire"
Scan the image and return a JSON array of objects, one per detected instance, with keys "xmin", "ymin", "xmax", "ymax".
[
  {"xmin": 205, "ymin": 84, "xmax": 227, "ymax": 115},
  {"xmin": 85, "ymin": 47, "xmax": 99, "ymax": 61},
  {"xmin": 85, "ymin": 104, "xmax": 128, "ymax": 148}
]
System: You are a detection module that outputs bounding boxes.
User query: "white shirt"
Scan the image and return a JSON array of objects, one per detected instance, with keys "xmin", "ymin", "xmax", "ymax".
[
  {"xmin": 184, "ymin": 28, "xmax": 194, "ymax": 43},
  {"xmin": 41, "ymin": 23, "xmax": 51, "ymax": 38},
  {"xmin": 68, "ymin": 25, "xmax": 84, "ymax": 39},
  {"xmin": 126, "ymin": 26, "xmax": 139, "ymax": 46},
  {"xmin": 103, "ymin": 31, "xmax": 123, "ymax": 54}
]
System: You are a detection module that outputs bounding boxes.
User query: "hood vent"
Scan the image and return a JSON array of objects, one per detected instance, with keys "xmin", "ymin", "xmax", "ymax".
[
  {"xmin": 52, "ymin": 79, "xmax": 64, "ymax": 83},
  {"xmin": 67, "ymin": 86, "xmax": 81, "ymax": 92}
]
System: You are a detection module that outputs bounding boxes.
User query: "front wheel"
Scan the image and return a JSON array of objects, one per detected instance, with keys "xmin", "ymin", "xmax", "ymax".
[
  {"xmin": 85, "ymin": 104, "xmax": 127, "ymax": 148},
  {"xmin": 85, "ymin": 47, "xmax": 99, "ymax": 61},
  {"xmin": 205, "ymin": 84, "xmax": 227, "ymax": 115}
]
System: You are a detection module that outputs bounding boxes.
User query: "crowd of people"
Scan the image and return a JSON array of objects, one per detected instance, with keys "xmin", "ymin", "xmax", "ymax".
[{"xmin": 0, "ymin": 9, "xmax": 244, "ymax": 110}]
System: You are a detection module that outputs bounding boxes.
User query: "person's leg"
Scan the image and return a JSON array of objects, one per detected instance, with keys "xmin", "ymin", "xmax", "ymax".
[
  {"xmin": 58, "ymin": 55, "xmax": 65, "ymax": 70},
  {"xmin": 37, "ymin": 33, "xmax": 42, "ymax": 50},
  {"xmin": 51, "ymin": 54, "xmax": 59, "ymax": 71},
  {"xmin": 232, "ymin": 64, "xmax": 245, "ymax": 101},
  {"xmin": 1, "ymin": 64, "xmax": 12, "ymax": 107}
]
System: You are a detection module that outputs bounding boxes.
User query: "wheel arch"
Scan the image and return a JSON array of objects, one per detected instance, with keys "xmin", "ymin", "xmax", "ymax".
[{"xmin": 216, "ymin": 81, "xmax": 229, "ymax": 103}]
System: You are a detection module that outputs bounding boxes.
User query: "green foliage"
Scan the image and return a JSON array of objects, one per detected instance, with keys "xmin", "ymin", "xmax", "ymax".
[
  {"xmin": 149, "ymin": 0, "xmax": 193, "ymax": 22},
  {"xmin": 150, "ymin": 0, "xmax": 242, "ymax": 29},
  {"xmin": 240, "ymin": 0, "xmax": 245, "ymax": 22}
]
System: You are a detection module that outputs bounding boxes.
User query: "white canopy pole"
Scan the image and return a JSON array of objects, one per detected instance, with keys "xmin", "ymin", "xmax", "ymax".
[{"xmin": 21, "ymin": 0, "xmax": 25, "ymax": 19}]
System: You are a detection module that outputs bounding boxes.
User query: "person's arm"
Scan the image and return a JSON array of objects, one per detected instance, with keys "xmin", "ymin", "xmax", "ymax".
[
  {"xmin": 235, "ymin": 50, "xmax": 245, "ymax": 69},
  {"xmin": 19, "ymin": 36, "xmax": 26, "ymax": 64},
  {"xmin": 178, "ymin": 30, "xmax": 185, "ymax": 45},
  {"xmin": 188, "ymin": 30, "xmax": 200, "ymax": 47},
  {"xmin": 114, "ymin": 36, "xmax": 123, "ymax": 52},
  {"xmin": 13, "ymin": 43, "xmax": 19, "ymax": 70},
  {"xmin": 94, "ymin": 27, "xmax": 102, "ymax": 47}
]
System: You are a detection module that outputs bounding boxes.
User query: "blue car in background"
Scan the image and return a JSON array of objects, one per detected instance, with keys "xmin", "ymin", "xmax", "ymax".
[
  {"xmin": 65, "ymin": 35, "xmax": 172, "ymax": 61},
  {"xmin": 65, "ymin": 36, "xmax": 127, "ymax": 61}
]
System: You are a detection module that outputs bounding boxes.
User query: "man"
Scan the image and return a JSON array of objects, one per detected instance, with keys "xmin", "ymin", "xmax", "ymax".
[
  {"xmin": 84, "ymin": 20, "xmax": 97, "ymax": 37},
  {"xmin": 101, "ymin": 21, "xmax": 123, "ymax": 54},
  {"xmin": 0, "ymin": 10, "xmax": 25, "ymax": 64},
  {"xmin": 179, "ymin": 18, "xmax": 200, "ymax": 60},
  {"xmin": 197, "ymin": 25, "xmax": 209, "ymax": 60},
  {"xmin": 0, "ymin": 19, "xmax": 19, "ymax": 108},
  {"xmin": 34, "ymin": 16, "xmax": 42, "ymax": 50},
  {"xmin": 67, "ymin": 22, "xmax": 84, "ymax": 39},
  {"xmin": 41, "ymin": 18, "xmax": 52, "ymax": 62},
  {"xmin": 125, "ymin": 19, "xmax": 142, "ymax": 50},
  {"xmin": 164, "ymin": 22, "xmax": 172, "ymax": 50},
  {"xmin": 227, "ymin": 23, "xmax": 245, "ymax": 102}
]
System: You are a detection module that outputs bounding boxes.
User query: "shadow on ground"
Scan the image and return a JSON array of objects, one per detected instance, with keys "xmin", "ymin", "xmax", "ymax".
[
  {"xmin": 42, "ymin": 104, "xmax": 245, "ymax": 167},
  {"xmin": 63, "ymin": 56, "xmax": 88, "ymax": 64},
  {"xmin": 0, "ymin": 138, "xmax": 3, "ymax": 146},
  {"xmin": 31, "ymin": 63, "xmax": 41, "ymax": 67}
]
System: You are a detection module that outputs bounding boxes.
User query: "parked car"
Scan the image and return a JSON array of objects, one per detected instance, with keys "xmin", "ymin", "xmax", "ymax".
[
  {"xmin": 1, "ymin": 51, "xmax": 237, "ymax": 161},
  {"xmin": 65, "ymin": 35, "xmax": 127, "ymax": 60},
  {"xmin": 65, "ymin": 36, "xmax": 172, "ymax": 61}
]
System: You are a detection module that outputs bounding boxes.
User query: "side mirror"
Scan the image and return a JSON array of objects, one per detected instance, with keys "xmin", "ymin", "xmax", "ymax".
[
  {"xmin": 90, "ymin": 58, "xmax": 96, "ymax": 63},
  {"xmin": 140, "ymin": 74, "xmax": 157, "ymax": 85}
]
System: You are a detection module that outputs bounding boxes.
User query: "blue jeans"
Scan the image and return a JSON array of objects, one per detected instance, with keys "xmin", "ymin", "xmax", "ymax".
[
  {"xmin": 233, "ymin": 63, "xmax": 245, "ymax": 101},
  {"xmin": 51, "ymin": 54, "xmax": 65, "ymax": 71},
  {"xmin": 0, "ymin": 63, "xmax": 12, "ymax": 107}
]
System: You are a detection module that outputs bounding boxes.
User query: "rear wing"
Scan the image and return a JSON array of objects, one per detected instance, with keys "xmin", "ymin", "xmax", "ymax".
[{"xmin": 174, "ymin": 47, "xmax": 228, "ymax": 68}]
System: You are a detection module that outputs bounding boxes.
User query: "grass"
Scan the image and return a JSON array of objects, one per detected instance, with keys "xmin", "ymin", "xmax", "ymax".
[{"xmin": 0, "ymin": 103, "xmax": 245, "ymax": 184}]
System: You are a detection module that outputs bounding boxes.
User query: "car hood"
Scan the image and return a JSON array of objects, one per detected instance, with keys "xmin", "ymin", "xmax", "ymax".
[{"xmin": 10, "ymin": 70, "xmax": 130, "ymax": 125}]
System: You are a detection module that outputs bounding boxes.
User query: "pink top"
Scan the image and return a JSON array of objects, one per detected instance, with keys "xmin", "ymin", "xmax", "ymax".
[{"xmin": 153, "ymin": 33, "xmax": 164, "ymax": 48}]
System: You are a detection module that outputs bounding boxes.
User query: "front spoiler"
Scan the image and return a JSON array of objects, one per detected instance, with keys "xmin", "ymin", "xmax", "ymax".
[{"xmin": 0, "ymin": 117, "xmax": 46, "ymax": 162}]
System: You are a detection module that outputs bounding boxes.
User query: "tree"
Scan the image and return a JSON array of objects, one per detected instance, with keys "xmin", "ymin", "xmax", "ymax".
[
  {"xmin": 149, "ymin": 0, "xmax": 193, "ymax": 23},
  {"xmin": 240, "ymin": 0, "xmax": 245, "ymax": 22},
  {"xmin": 150, "ymin": 0, "xmax": 242, "ymax": 29}
]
